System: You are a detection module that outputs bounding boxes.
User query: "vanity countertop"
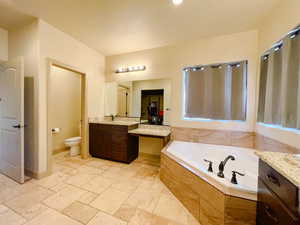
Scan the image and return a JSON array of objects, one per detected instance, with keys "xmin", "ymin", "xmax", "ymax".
[
  {"xmin": 90, "ymin": 120, "xmax": 140, "ymax": 126},
  {"xmin": 128, "ymin": 127, "xmax": 171, "ymax": 137},
  {"xmin": 255, "ymin": 151, "xmax": 300, "ymax": 188}
]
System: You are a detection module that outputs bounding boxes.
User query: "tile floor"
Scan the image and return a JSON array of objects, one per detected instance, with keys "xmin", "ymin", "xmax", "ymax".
[{"xmin": 0, "ymin": 152, "xmax": 201, "ymax": 225}]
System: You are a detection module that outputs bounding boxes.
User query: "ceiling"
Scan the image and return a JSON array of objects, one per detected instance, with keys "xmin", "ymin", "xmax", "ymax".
[
  {"xmin": 2, "ymin": 0, "xmax": 281, "ymax": 55},
  {"xmin": 0, "ymin": 0, "xmax": 35, "ymax": 29}
]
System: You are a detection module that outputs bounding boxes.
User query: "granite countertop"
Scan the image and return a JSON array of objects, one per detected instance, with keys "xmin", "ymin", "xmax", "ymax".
[
  {"xmin": 90, "ymin": 120, "xmax": 140, "ymax": 126},
  {"xmin": 255, "ymin": 151, "xmax": 300, "ymax": 188},
  {"xmin": 128, "ymin": 128, "xmax": 171, "ymax": 137}
]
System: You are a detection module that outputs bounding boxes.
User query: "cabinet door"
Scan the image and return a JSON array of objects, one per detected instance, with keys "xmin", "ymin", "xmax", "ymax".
[
  {"xmin": 89, "ymin": 124, "xmax": 111, "ymax": 159},
  {"xmin": 127, "ymin": 135, "xmax": 139, "ymax": 162},
  {"xmin": 257, "ymin": 179, "xmax": 299, "ymax": 225},
  {"xmin": 111, "ymin": 129, "xmax": 128, "ymax": 162}
]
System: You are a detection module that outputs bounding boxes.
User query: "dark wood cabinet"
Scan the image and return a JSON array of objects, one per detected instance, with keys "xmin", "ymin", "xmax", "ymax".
[
  {"xmin": 89, "ymin": 123, "xmax": 139, "ymax": 163},
  {"xmin": 257, "ymin": 160, "xmax": 300, "ymax": 225}
]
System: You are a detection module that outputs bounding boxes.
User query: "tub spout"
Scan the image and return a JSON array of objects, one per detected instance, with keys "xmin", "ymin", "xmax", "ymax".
[{"xmin": 217, "ymin": 155, "xmax": 235, "ymax": 178}]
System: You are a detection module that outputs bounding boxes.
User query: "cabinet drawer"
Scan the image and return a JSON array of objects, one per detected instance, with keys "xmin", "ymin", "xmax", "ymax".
[
  {"xmin": 257, "ymin": 179, "xmax": 299, "ymax": 225},
  {"xmin": 259, "ymin": 160, "xmax": 298, "ymax": 212}
]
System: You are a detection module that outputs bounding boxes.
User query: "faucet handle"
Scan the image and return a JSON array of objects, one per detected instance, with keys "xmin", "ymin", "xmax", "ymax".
[
  {"xmin": 204, "ymin": 159, "xmax": 213, "ymax": 173},
  {"xmin": 231, "ymin": 171, "xmax": 245, "ymax": 184}
]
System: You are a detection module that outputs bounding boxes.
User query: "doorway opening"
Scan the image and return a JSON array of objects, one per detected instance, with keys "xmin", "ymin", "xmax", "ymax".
[
  {"xmin": 141, "ymin": 89, "xmax": 164, "ymax": 125},
  {"xmin": 47, "ymin": 60, "xmax": 87, "ymax": 175},
  {"xmin": 117, "ymin": 85, "xmax": 129, "ymax": 117}
]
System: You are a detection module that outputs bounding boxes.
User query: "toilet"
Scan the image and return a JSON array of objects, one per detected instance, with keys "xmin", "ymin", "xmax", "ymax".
[{"xmin": 64, "ymin": 137, "xmax": 82, "ymax": 156}]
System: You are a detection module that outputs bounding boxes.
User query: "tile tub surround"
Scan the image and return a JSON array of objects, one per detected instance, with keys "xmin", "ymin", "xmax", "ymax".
[
  {"xmin": 255, "ymin": 151, "xmax": 300, "ymax": 188},
  {"xmin": 160, "ymin": 152, "xmax": 256, "ymax": 225},
  {"xmin": 171, "ymin": 127, "xmax": 255, "ymax": 148},
  {"xmin": 254, "ymin": 133, "xmax": 300, "ymax": 154},
  {"xmin": 172, "ymin": 127, "xmax": 300, "ymax": 154}
]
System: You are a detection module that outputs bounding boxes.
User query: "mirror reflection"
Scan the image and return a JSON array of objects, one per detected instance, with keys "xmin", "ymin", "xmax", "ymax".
[{"xmin": 105, "ymin": 79, "xmax": 171, "ymax": 125}]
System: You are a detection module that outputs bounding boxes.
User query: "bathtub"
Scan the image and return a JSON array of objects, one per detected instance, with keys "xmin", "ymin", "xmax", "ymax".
[{"xmin": 163, "ymin": 141, "xmax": 258, "ymax": 201}]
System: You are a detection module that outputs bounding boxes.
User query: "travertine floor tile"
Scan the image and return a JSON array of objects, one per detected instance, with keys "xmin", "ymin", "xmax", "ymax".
[
  {"xmin": 153, "ymin": 193, "xmax": 188, "ymax": 225},
  {"xmin": 78, "ymin": 192, "xmax": 98, "ymax": 204},
  {"xmin": 0, "ymin": 179, "xmax": 37, "ymax": 204},
  {"xmin": 43, "ymin": 184, "xmax": 87, "ymax": 211},
  {"xmin": 75, "ymin": 165, "xmax": 104, "ymax": 175},
  {"xmin": 0, "ymin": 204, "xmax": 26, "ymax": 225},
  {"xmin": 101, "ymin": 167, "xmax": 124, "ymax": 179},
  {"xmin": 0, "ymin": 154, "xmax": 166, "ymax": 225},
  {"xmin": 81, "ymin": 176, "xmax": 114, "ymax": 194},
  {"xmin": 125, "ymin": 186, "xmax": 161, "ymax": 213},
  {"xmin": 52, "ymin": 163, "xmax": 77, "ymax": 175},
  {"xmin": 113, "ymin": 203, "xmax": 137, "ymax": 222},
  {"xmin": 50, "ymin": 182, "xmax": 69, "ymax": 192},
  {"xmin": 84, "ymin": 160, "xmax": 113, "ymax": 170},
  {"xmin": 66, "ymin": 173, "xmax": 97, "ymax": 187},
  {"xmin": 151, "ymin": 215, "xmax": 184, "ymax": 225},
  {"xmin": 57, "ymin": 158, "xmax": 87, "ymax": 169},
  {"xmin": 24, "ymin": 208, "xmax": 82, "ymax": 225},
  {"xmin": 128, "ymin": 208, "xmax": 153, "ymax": 225},
  {"xmin": 110, "ymin": 178, "xmax": 141, "ymax": 194},
  {"xmin": 5, "ymin": 186, "xmax": 54, "ymax": 220},
  {"xmin": 87, "ymin": 211, "xmax": 127, "ymax": 225},
  {"xmin": 90, "ymin": 188, "xmax": 130, "ymax": 214},
  {"xmin": 62, "ymin": 201, "xmax": 98, "ymax": 224},
  {"xmin": 36, "ymin": 172, "xmax": 70, "ymax": 189}
]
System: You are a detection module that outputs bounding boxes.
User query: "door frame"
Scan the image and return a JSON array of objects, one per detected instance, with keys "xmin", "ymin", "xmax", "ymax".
[{"xmin": 46, "ymin": 58, "xmax": 88, "ymax": 175}]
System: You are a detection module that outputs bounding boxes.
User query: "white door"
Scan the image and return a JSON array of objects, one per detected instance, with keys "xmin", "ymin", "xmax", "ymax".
[{"xmin": 0, "ymin": 57, "xmax": 25, "ymax": 184}]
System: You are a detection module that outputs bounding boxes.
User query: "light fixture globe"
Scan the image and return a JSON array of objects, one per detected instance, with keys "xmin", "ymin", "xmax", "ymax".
[{"xmin": 172, "ymin": 0, "xmax": 183, "ymax": 5}]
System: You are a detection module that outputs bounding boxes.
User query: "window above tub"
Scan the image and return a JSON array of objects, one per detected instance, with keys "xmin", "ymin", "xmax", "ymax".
[
  {"xmin": 183, "ymin": 61, "xmax": 248, "ymax": 121},
  {"xmin": 257, "ymin": 26, "xmax": 300, "ymax": 131}
]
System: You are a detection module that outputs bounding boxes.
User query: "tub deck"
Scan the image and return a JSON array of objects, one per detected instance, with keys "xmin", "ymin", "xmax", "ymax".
[{"xmin": 160, "ymin": 141, "xmax": 257, "ymax": 225}]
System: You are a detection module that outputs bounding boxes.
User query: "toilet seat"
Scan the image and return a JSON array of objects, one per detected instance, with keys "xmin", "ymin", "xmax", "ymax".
[{"xmin": 65, "ymin": 137, "xmax": 82, "ymax": 143}]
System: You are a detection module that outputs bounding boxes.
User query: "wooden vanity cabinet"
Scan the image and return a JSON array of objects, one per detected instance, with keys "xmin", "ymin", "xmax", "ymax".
[
  {"xmin": 89, "ymin": 123, "xmax": 139, "ymax": 163},
  {"xmin": 257, "ymin": 160, "xmax": 300, "ymax": 225}
]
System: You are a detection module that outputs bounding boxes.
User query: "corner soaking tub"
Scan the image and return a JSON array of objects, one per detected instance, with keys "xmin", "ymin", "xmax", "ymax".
[{"xmin": 163, "ymin": 141, "xmax": 258, "ymax": 201}]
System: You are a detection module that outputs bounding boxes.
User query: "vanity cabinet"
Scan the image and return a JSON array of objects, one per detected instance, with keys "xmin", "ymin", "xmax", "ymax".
[
  {"xmin": 89, "ymin": 123, "xmax": 139, "ymax": 163},
  {"xmin": 257, "ymin": 160, "xmax": 300, "ymax": 225}
]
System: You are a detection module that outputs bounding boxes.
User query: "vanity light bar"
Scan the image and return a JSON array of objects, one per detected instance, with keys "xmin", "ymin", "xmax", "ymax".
[{"xmin": 116, "ymin": 65, "xmax": 146, "ymax": 73}]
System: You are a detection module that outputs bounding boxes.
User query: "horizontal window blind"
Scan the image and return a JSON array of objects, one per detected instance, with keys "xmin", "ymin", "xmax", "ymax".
[
  {"xmin": 258, "ymin": 28, "xmax": 300, "ymax": 130},
  {"xmin": 184, "ymin": 61, "xmax": 247, "ymax": 121}
]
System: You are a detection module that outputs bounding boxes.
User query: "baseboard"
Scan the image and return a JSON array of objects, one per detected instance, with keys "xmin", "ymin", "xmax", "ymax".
[
  {"xmin": 25, "ymin": 169, "xmax": 51, "ymax": 180},
  {"xmin": 52, "ymin": 147, "xmax": 69, "ymax": 155},
  {"xmin": 139, "ymin": 152, "xmax": 161, "ymax": 159}
]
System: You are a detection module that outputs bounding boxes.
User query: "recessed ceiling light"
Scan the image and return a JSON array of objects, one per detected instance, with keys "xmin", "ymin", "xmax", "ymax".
[{"xmin": 172, "ymin": 0, "xmax": 183, "ymax": 5}]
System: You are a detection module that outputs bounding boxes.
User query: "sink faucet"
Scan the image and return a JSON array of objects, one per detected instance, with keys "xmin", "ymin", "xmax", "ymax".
[
  {"xmin": 217, "ymin": 155, "xmax": 235, "ymax": 178},
  {"xmin": 111, "ymin": 114, "xmax": 115, "ymax": 121}
]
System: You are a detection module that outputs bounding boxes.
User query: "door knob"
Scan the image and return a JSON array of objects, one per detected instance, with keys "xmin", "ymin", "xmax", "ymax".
[{"xmin": 12, "ymin": 124, "xmax": 26, "ymax": 129}]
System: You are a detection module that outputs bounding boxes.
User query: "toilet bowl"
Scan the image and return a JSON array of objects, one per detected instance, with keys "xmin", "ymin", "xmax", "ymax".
[{"xmin": 64, "ymin": 137, "xmax": 82, "ymax": 156}]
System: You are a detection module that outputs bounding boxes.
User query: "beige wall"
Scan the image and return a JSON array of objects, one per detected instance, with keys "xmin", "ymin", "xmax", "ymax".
[
  {"xmin": 255, "ymin": 0, "xmax": 300, "ymax": 149},
  {"xmin": 131, "ymin": 79, "xmax": 171, "ymax": 125},
  {"xmin": 49, "ymin": 66, "xmax": 81, "ymax": 152},
  {"xmin": 0, "ymin": 27, "xmax": 8, "ymax": 62},
  {"xmin": 8, "ymin": 21, "xmax": 39, "ymax": 174},
  {"xmin": 38, "ymin": 19, "xmax": 106, "ymax": 174},
  {"xmin": 104, "ymin": 82, "xmax": 118, "ymax": 116},
  {"xmin": 9, "ymin": 19, "xmax": 105, "ymax": 175},
  {"xmin": 106, "ymin": 30, "xmax": 259, "ymax": 132},
  {"xmin": 139, "ymin": 137, "xmax": 163, "ymax": 156}
]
